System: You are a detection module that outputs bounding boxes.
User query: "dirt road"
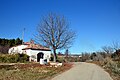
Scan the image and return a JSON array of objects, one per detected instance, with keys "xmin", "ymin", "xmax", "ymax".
[{"xmin": 52, "ymin": 62, "xmax": 113, "ymax": 80}]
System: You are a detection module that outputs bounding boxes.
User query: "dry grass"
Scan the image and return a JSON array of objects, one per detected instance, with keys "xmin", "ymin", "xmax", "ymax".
[{"xmin": 0, "ymin": 63, "xmax": 73, "ymax": 80}]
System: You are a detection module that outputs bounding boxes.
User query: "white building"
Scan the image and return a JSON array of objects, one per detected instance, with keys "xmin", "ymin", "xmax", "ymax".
[{"xmin": 8, "ymin": 40, "xmax": 51, "ymax": 63}]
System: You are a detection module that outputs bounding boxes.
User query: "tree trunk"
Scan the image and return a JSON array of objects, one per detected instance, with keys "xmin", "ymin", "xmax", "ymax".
[{"xmin": 53, "ymin": 49, "xmax": 57, "ymax": 62}]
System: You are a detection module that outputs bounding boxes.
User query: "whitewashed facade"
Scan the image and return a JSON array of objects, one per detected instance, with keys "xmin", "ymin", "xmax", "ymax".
[
  {"xmin": 8, "ymin": 45, "xmax": 27, "ymax": 54},
  {"xmin": 24, "ymin": 49, "xmax": 51, "ymax": 62}
]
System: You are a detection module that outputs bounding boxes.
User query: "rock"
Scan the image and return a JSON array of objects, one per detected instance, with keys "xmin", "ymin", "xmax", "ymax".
[{"xmin": 50, "ymin": 62, "xmax": 63, "ymax": 67}]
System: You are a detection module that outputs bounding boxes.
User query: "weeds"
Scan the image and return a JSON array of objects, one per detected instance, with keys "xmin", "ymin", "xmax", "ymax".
[
  {"xmin": 0, "ymin": 63, "xmax": 72, "ymax": 80},
  {"xmin": 0, "ymin": 54, "xmax": 29, "ymax": 63}
]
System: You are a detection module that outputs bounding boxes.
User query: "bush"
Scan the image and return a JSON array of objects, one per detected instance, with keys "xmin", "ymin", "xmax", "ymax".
[
  {"xmin": 102, "ymin": 58, "xmax": 120, "ymax": 76},
  {"xmin": 0, "ymin": 54, "xmax": 29, "ymax": 63},
  {"xmin": 57, "ymin": 57, "xmax": 65, "ymax": 63},
  {"xmin": 18, "ymin": 54, "xmax": 29, "ymax": 63},
  {"xmin": 50, "ymin": 54, "xmax": 54, "ymax": 61}
]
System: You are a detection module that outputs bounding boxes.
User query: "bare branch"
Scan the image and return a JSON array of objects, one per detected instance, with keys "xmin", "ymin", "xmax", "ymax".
[
  {"xmin": 112, "ymin": 41, "xmax": 120, "ymax": 50},
  {"xmin": 102, "ymin": 46, "xmax": 114, "ymax": 54},
  {"xmin": 35, "ymin": 13, "xmax": 75, "ymax": 62}
]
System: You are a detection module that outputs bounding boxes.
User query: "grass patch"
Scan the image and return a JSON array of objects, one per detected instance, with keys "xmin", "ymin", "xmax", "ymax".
[{"xmin": 0, "ymin": 63, "xmax": 72, "ymax": 80}]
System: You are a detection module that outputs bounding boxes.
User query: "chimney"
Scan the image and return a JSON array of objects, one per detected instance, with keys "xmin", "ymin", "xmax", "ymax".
[
  {"xmin": 30, "ymin": 39, "xmax": 34, "ymax": 48},
  {"xmin": 30, "ymin": 39, "xmax": 34, "ymax": 44}
]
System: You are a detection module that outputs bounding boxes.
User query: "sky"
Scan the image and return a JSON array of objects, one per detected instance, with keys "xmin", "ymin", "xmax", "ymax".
[{"xmin": 0, "ymin": 0, "xmax": 120, "ymax": 54}]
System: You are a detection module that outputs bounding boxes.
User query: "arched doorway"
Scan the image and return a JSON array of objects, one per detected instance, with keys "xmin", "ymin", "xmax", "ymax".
[{"xmin": 37, "ymin": 52, "xmax": 44, "ymax": 62}]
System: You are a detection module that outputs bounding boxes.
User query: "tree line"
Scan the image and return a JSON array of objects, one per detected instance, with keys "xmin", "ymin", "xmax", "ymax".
[{"xmin": 0, "ymin": 38, "xmax": 22, "ymax": 53}]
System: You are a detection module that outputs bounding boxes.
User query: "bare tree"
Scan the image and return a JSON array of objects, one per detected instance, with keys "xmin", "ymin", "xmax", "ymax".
[
  {"xmin": 112, "ymin": 41, "xmax": 120, "ymax": 50},
  {"xmin": 35, "ymin": 13, "xmax": 75, "ymax": 62},
  {"xmin": 111, "ymin": 41, "xmax": 120, "ymax": 60},
  {"xmin": 102, "ymin": 46, "xmax": 114, "ymax": 54},
  {"xmin": 65, "ymin": 49, "xmax": 69, "ymax": 57},
  {"xmin": 102, "ymin": 46, "xmax": 114, "ymax": 58}
]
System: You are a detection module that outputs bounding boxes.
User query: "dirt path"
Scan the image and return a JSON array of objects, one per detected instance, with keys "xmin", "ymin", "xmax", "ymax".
[{"xmin": 51, "ymin": 62, "xmax": 113, "ymax": 80}]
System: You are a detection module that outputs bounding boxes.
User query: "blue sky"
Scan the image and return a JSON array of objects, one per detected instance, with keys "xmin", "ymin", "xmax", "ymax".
[{"xmin": 0, "ymin": 0, "xmax": 120, "ymax": 53}]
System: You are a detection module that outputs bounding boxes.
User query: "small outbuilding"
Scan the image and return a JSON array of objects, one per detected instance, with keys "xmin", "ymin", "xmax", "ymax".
[{"xmin": 8, "ymin": 40, "xmax": 51, "ymax": 63}]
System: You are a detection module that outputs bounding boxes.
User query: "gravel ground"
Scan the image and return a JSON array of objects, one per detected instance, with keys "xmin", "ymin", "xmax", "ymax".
[{"xmin": 51, "ymin": 62, "xmax": 113, "ymax": 80}]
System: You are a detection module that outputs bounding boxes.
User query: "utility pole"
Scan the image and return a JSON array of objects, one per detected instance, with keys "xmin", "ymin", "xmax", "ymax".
[{"xmin": 22, "ymin": 28, "xmax": 25, "ymax": 44}]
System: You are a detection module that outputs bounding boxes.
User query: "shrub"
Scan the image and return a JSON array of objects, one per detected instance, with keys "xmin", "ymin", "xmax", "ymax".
[
  {"xmin": 50, "ymin": 54, "xmax": 54, "ymax": 61},
  {"xmin": 18, "ymin": 54, "xmax": 29, "ymax": 63},
  {"xmin": 8, "ymin": 54, "xmax": 19, "ymax": 63},
  {"xmin": 103, "ymin": 58, "xmax": 120, "ymax": 76},
  {"xmin": 0, "ymin": 54, "xmax": 29, "ymax": 63},
  {"xmin": 57, "ymin": 57, "xmax": 65, "ymax": 63}
]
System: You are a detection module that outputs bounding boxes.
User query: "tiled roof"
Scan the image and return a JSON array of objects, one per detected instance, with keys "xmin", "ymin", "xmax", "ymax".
[
  {"xmin": 24, "ymin": 42, "xmax": 31, "ymax": 45},
  {"xmin": 22, "ymin": 42, "xmax": 51, "ymax": 51}
]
